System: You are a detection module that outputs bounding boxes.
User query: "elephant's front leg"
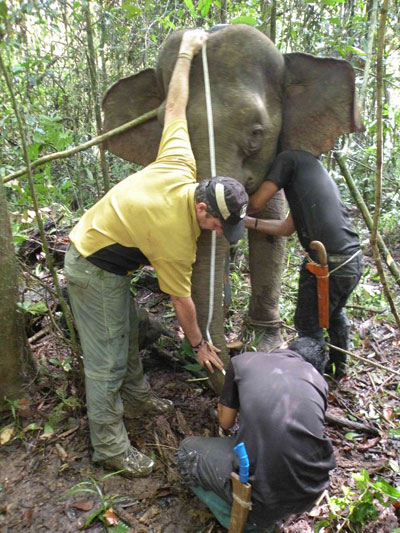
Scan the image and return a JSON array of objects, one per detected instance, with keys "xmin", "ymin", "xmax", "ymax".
[
  {"xmin": 248, "ymin": 189, "xmax": 287, "ymax": 351},
  {"xmin": 191, "ymin": 230, "xmax": 229, "ymax": 393}
]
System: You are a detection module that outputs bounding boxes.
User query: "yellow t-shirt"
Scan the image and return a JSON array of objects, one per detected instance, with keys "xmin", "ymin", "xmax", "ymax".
[{"xmin": 69, "ymin": 119, "xmax": 200, "ymax": 297}]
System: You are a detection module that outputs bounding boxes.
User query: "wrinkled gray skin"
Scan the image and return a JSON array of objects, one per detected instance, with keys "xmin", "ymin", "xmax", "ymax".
[{"xmin": 102, "ymin": 25, "xmax": 362, "ymax": 392}]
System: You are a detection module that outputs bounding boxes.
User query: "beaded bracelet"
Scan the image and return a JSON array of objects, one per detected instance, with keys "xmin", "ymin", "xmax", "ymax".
[{"xmin": 191, "ymin": 338, "xmax": 205, "ymax": 353}]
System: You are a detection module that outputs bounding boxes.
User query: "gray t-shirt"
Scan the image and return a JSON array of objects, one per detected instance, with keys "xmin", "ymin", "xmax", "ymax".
[{"xmin": 220, "ymin": 350, "xmax": 336, "ymax": 524}]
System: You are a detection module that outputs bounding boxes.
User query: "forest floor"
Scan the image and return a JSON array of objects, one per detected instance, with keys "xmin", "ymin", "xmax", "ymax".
[{"xmin": 1, "ymin": 241, "xmax": 400, "ymax": 533}]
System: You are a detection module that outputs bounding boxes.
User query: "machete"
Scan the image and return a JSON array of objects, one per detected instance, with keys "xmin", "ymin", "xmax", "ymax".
[{"xmin": 306, "ymin": 240, "xmax": 329, "ymax": 328}]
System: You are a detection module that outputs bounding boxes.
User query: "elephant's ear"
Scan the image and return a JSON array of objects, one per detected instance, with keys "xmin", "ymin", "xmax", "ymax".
[
  {"xmin": 281, "ymin": 53, "xmax": 363, "ymax": 156},
  {"xmin": 102, "ymin": 69, "xmax": 163, "ymax": 165}
]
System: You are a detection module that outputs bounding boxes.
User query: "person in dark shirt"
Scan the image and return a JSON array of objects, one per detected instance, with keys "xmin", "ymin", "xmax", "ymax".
[
  {"xmin": 245, "ymin": 150, "xmax": 363, "ymax": 376},
  {"xmin": 176, "ymin": 337, "xmax": 336, "ymax": 532}
]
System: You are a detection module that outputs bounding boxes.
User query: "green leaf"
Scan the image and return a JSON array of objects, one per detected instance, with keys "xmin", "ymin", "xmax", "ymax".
[
  {"xmin": 61, "ymin": 360, "xmax": 72, "ymax": 372},
  {"xmin": 314, "ymin": 519, "xmax": 330, "ymax": 531},
  {"xmin": 231, "ymin": 16, "xmax": 258, "ymax": 26},
  {"xmin": 349, "ymin": 501, "xmax": 377, "ymax": 524},
  {"xmin": 348, "ymin": 46, "xmax": 365, "ymax": 56},
  {"xmin": 389, "ymin": 428, "xmax": 400, "ymax": 439},
  {"xmin": 43, "ymin": 422, "xmax": 55, "ymax": 435},
  {"xmin": 0, "ymin": 1, "xmax": 8, "ymax": 20},
  {"xmin": 23, "ymin": 423, "xmax": 42, "ymax": 432},
  {"xmin": 344, "ymin": 432, "xmax": 360, "ymax": 441},
  {"xmin": 27, "ymin": 143, "xmax": 41, "ymax": 161},
  {"xmin": 184, "ymin": 363, "xmax": 203, "ymax": 372},
  {"xmin": 25, "ymin": 301, "xmax": 48, "ymax": 315},
  {"xmin": 183, "ymin": 0, "xmax": 196, "ymax": 18},
  {"xmin": 199, "ymin": 0, "xmax": 212, "ymax": 17},
  {"xmin": 84, "ymin": 507, "xmax": 105, "ymax": 527},
  {"xmin": 374, "ymin": 477, "xmax": 400, "ymax": 499},
  {"xmin": 121, "ymin": 1, "xmax": 141, "ymax": 18}
]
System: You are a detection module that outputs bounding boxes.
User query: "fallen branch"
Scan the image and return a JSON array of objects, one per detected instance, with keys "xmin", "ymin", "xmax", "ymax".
[
  {"xmin": 282, "ymin": 323, "xmax": 400, "ymax": 377},
  {"xmin": 325, "ymin": 411, "xmax": 380, "ymax": 436},
  {"xmin": 114, "ymin": 505, "xmax": 144, "ymax": 532},
  {"xmin": 28, "ymin": 326, "xmax": 51, "ymax": 344},
  {"xmin": 326, "ymin": 342, "xmax": 400, "ymax": 378}
]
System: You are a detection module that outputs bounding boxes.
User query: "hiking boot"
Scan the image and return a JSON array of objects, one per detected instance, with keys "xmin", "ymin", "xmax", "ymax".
[
  {"xmin": 99, "ymin": 445, "xmax": 154, "ymax": 479},
  {"xmin": 254, "ymin": 327, "xmax": 283, "ymax": 353},
  {"xmin": 124, "ymin": 394, "xmax": 173, "ymax": 420}
]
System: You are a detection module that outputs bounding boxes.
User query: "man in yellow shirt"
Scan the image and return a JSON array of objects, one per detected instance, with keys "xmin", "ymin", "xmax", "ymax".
[{"xmin": 64, "ymin": 29, "xmax": 248, "ymax": 478}]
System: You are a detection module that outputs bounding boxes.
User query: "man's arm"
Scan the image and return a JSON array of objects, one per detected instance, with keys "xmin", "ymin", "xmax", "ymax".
[
  {"xmin": 244, "ymin": 212, "xmax": 296, "ymax": 237},
  {"xmin": 247, "ymin": 180, "xmax": 279, "ymax": 214},
  {"xmin": 164, "ymin": 29, "xmax": 208, "ymax": 126},
  {"xmin": 170, "ymin": 294, "xmax": 224, "ymax": 373},
  {"xmin": 217, "ymin": 403, "xmax": 237, "ymax": 430}
]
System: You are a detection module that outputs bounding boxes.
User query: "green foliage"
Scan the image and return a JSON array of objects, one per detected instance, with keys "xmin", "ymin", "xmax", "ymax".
[
  {"xmin": 18, "ymin": 299, "xmax": 48, "ymax": 315},
  {"xmin": 60, "ymin": 474, "xmax": 129, "ymax": 529},
  {"xmin": 181, "ymin": 338, "xmax": 202, "ymax": 373},
  {"xmin": 1, "ymin": 397, "xmax": 40, "ymax": 443},
  {"xmin": 315, "ymin": 469, "xmax": 400, "ymax": 532}
]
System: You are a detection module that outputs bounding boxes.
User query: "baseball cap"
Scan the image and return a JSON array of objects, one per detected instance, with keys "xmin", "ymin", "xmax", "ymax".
[{"xmin": 205, "ymin": 177, "xmax": 249, "ymax": 244}]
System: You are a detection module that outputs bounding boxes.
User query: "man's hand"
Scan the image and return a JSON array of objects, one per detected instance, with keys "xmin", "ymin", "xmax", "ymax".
[
  {"xmin": 195, "ymin": 340, "xmax": 224, "ymax": 374},
  {"xmin": 170, "ymin": 295, "xmax": 225, "ymax": 375},
  {"xmin": 179, "ymin": 29, "xmax": 208, "ymax": 57}
]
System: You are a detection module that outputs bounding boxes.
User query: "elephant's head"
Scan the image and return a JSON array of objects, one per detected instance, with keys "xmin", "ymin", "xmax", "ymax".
[
  {"xmin": 103, "ymin": 24, "xmax": 361, "ymax": 194},
  {"xmin": 102, "ymin": 25, "xmax": 362, "ymax": 390}
]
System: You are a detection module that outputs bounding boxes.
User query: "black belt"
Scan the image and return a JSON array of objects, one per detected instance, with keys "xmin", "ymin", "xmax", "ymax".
[
  {"xmin": 308, "ymin": 250, "xmax": 361, "ymax": 265},
  {"xmin": 328, "ymin": 254, "xmax": 358, "ymax": 264}
]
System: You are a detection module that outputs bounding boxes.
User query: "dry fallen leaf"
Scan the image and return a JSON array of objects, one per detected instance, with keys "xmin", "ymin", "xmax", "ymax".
[
  {"xmin": 383, "ymin": 407, "xmax": 394, "ymax": 421},
  {"xmin": 0, "ymin": 427, "xmax": 15, "ymax": 445},
  {"xmin": 71, "ymin": 500, "xmax": 94, "ymax": 512},
  {"xmin": 227, "ymin": 340, "xmax": 244, "ymax": 350},
  {"xmin": 23, "ymin": 509, "xmax": 33, "ymax": 527},
  {"xmin": 358, "ymin": 437, "xmax": 380, "ymax": 451},
  {"xmin": 104, "ymin": 507, "xmax": 119, "ymax": 526}
]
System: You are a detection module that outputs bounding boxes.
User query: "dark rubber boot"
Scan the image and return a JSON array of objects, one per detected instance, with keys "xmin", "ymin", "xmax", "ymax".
[{"xmin": 327, "ymin": 324, "xmax": 350, "ymax": 378}]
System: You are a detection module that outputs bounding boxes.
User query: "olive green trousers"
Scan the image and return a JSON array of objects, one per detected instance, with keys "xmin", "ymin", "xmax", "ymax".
[{"xmin": 64, "ymin": 244, "xmax": 151, "ymax": 461}]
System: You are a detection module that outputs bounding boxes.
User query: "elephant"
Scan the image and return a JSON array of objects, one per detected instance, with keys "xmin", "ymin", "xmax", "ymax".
[{"xmin": 102, "ymin": 24, "xmax": 362, "ymax": 391}]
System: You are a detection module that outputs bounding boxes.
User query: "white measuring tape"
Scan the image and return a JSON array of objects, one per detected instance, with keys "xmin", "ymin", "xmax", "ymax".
[{"xmin": 202, "ymin": 44, "xmax": 216, "ymax": 345}]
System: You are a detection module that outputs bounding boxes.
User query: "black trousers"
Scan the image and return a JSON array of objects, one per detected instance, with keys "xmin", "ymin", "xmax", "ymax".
[{"xmin": 294, "ymin": 253, "xmax": 363, "ymax": 362}]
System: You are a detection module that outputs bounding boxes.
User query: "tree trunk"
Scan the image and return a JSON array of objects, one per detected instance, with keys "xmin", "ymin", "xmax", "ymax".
[
  {"xmin": 85, "ymin": 1, "xmax": 110, "ymax": 193},
  {"xmin": 370, "ymin": 0, "xmax": 400, "ymax": 327},
  {"xmin": 0, "ymin": 177, "xmax": 25, "ymax": 407},
  {"xmin": 359, "ymin": 0, "xmax": 378, "ymax": 109}
]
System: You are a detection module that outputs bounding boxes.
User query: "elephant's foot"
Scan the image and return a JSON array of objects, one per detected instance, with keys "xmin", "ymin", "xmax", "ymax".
[{"xmin": 253, "ymin": 327, "xmax": 283, "ymax": 353}]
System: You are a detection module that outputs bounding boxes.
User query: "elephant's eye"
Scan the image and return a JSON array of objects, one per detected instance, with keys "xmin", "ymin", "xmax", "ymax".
[{"xmin": 246, "ymin": 125, "xmax": 264, "ymax": 154}]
